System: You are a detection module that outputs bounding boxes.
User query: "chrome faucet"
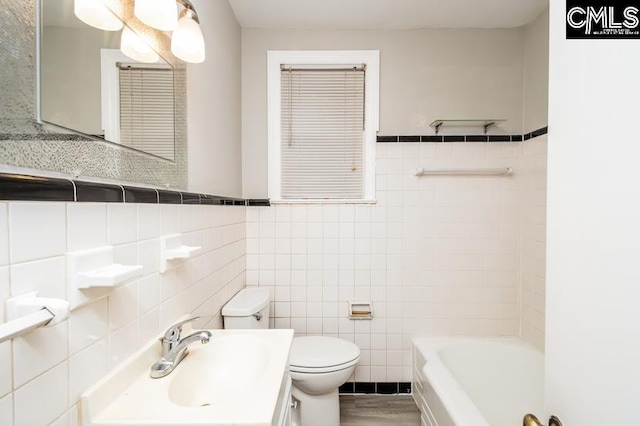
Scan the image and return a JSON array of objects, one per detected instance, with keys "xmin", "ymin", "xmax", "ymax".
[{"xmin": 150, "ymin": 317, "xmax": 212, "ymax": 379}]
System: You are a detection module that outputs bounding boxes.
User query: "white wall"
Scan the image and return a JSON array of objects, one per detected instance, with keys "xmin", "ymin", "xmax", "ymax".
[
  {"xmin": 0, "ymin": 202, "xmax": 246, "ymax": 425},
  {"xmin": 523, "ymin": 9, "xmax": 549, "ymax": 132},
  {"xmin": 241, "ymin": 28, "xmax": 526, "ymax": 199},
  {"xmin": 187, "ymin": 0, "xmax": 243, "ymax": 196},
  {"xmin": 41, "ymin": 27, "xmax": 119, "ymax": 136},
  {"xmin": 519, "ymin": 135, "xmax": 547, "ymax": 350},
  {"xmin": 546, "ymin": 1, "xmax": 640, "ymax": 423}
]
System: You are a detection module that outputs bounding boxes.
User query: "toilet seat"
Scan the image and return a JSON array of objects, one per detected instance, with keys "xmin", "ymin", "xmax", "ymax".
[{"xmin": 289, "ymin": 336, "xmax": 360, "ymax": 374}]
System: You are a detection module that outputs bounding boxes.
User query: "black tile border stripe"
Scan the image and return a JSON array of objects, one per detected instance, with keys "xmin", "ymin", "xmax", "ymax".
[
  {"xmin": 530, "ymin": 126, "xmax": 548, "ymax": 138},
  {"xmin": 377, "ymin": 125, "xmax": 548, "ymax": 143},
  {"xmin": 340, "ymin": 382, "xmax": 412, "ymax": 395},
  {"xmin": 0, "ymin": 172, "xmax": 271, "ymax": 206},
  {"xmin": 158, "ymin": 190, "xmax": 182, "ymax": 204},
  {"xmin": 123, "ymin": 186, "xmax": 158, "ymax": 204},
  {"xmin": 488, "ymin": 135, "xmax": 511, "ymax": 142},
  {"xmin": 0, "ymin": 173, "xmax": 75, "ymax": 202},
  {"xmin": 201, "ymin": 195, "xmax": 225, "ymax": 206},
  {"xmin": 75, "ymin": 181, "xmax": 124, "ymax": 203},
  {"xmin": 181, "ymin": 192, "xmax": 201, "ymax": 204},
  {"xmin": 245, "ymin": 199, "xmax": 271, "ymax": 207},
  {"xmin": 376, "ymin": 135, "xmax": 399, "ymax": 143},
  {"xmin": 398, "ymin": 135, "xmax": 420, "ymax": 142},
  {"xmin": 466, "ymin": 135, "xmax": 488, "ymax": 142}
]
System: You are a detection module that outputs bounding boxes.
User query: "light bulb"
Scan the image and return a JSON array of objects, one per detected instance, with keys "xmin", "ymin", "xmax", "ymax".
[
  {"xmin": 134, "ymin": 0, "xmax": 178, "ymax": 31},
  {"xmin": 120, "ymin": 27, "xmax": 159, "ymax": 64},
  {"xmin": 171, "ymin": 15, "xmax": 205, "ymax": 63},
  {"xmin": 74, "ymin": 0, "xmax": 123, "ymax": 31}
]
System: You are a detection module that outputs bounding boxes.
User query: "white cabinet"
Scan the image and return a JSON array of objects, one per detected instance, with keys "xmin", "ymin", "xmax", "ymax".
[{"xmin": 274, "ymin": 374, "xmax": 294, "ymax": 426}]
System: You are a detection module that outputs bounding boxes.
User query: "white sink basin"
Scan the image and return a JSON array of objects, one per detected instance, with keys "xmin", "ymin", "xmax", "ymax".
[
  {"xmin": 168, "ymin": 334, "xmax": 270, "ymax": 407},
  {"xmin": 80, "ymin": 328, "xmax": 293, "ymax": 426}
]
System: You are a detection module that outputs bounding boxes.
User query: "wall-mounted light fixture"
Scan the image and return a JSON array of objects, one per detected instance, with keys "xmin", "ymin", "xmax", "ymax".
[
  {"xmin": 134, "ymin": 0, "xmax": 178, "ymax": 32},
  {"xmin": 120, "ymin": 26, "xmax": 160, "ymax": 63},
  {"xmin": 74, "ymin": 0, "xmax": 123, "ymax": 31},
  {"xmin": 171, "ymin": 0, "xmax": 205, "ymax": 63},
  {"xmin": 74, "ymin": 0, "xmax": 206, "ymax": 64}
]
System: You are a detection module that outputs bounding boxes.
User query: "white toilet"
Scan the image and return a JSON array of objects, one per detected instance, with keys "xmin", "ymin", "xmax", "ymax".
[
  {"xmin": 221, "ymin": 286, "xmax": 270, "ymax": 329},
  {"xmin": 223, "ymin": 287, "xmax": 360, "ymax": 426}
]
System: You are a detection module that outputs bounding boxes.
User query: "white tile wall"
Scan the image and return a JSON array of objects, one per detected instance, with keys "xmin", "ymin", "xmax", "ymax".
[
  {"xmin": 0, "ymin": 394, "xmax": 12, "ymax": 426},
  {"xmin": 68, "ymin": 338, "xmax": 108, "ymax": 403},
  {"xmin": 0, "ymin": 205, "xmax": 9, "ymax": 267},
  {"xmin": 0, "ymin": 340, "xmax": 11, "ymax": 397},
  {"xmin": 13, "ymin": 361, "xmax": 69, "ymax": 426},
  {"xmin": 247, "ymin": 142, "xmax": 525, "ymax": 382},
  {"xmin": 10, "ymin": 256, "xmax": 66, "ymax": 300},
  {"xmin": 0, "ymin": 202, "xmax": 246, "ymax": 425},
  {"xmin": 12, "ymin": 321, "xmax": 68, "ymax": 388},
  {"xmin": 68, "ymin": 298, "xmax": 108, "ymax": 356},
  {"xmin": 520, "ymin": 136, "xmax": 547, "ymax": 350},
  {"xmin": 66, "ymin": 203, "xmax": 107, "ymax": 252},
  {"xmin": 107, "ymin": 204, "xmax": 137, "ymax": 245},
  {"xmin": 8, "ymin": 203, "xmax": 66, "ymax": 264}
]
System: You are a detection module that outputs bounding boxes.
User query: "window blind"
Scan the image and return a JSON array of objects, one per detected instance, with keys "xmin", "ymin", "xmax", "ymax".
[
  {"xmin": 280, "ymin": 66, "xmax": 365, "ymax": 199},
  {"xmin": 119, "ymin": 65, "xmax": 175, "ymax": 161}
]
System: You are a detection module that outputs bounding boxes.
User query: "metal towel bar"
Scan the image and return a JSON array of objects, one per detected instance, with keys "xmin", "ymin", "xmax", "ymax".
[
  {"xmin": 0, "ymin": 292, "xmax": 70, "ymax": 343},
  {"xmin": 414, "ymin": 167, "xmax": 513, "ymax": 177},
  {"xmin": 0, "ymin": 308, "xmax": 54, "ymax": 344}
]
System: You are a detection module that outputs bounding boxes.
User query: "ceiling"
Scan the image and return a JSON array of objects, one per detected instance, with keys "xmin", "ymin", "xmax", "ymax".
[{"xmin": 228, "ymin": 0, "xmax": 549, "ymax": 30}]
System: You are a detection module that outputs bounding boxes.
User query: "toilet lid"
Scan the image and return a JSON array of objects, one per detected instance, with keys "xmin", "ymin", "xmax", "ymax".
[{"xmin": 290, "ymin": 336, "xmax": 360, "ymax": 369}]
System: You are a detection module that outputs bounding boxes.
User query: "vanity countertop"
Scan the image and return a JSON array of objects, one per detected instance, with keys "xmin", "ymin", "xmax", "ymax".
[{"xmin": 80, "ymin": 328, "xmax": 294, "ymax": 426}]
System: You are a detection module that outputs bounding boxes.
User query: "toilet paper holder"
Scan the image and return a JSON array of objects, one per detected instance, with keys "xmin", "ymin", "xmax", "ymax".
[{"xmin": 348, "ymin": 301, "xmax": 373, "ymax": 320}]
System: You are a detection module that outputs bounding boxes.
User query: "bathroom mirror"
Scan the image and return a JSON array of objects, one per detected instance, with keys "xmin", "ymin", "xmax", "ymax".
[{"xmin": 38, "ymin": 0, "xmax": 177, "ymax": 162}]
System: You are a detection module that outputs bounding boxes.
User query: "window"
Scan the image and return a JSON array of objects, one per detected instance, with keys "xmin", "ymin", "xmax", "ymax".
[
  {"xmin": 268, "ymin": 51, "xmax": 379, "ymax": 202},
  {"xmin": 118, "ymin": 64, "xmax": 175, "ymax": 161},
  {"xmin": 100, "ymin": 49, "xmax": 175, "ymax": 161}
]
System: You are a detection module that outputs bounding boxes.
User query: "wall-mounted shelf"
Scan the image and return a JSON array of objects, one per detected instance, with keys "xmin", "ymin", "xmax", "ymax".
[
  {"xmin": 430, "ymin": 119, "xmax": 506, "ymax": 135},
  {"xmin": 67, "ymin": 246, "xmax": 143, "ymax": 309},
  {"xmin": 0, "ymin": 292, "xmax": 70, "ymax": 344},
  {"xmin": 76, "ymin": 264, "xmax": 143, "ymax": 288},
  {"xmin": 160, "ymin": 234, "xmax": 201, "ymax": 273}
]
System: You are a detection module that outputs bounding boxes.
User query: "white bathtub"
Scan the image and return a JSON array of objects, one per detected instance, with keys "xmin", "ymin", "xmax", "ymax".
[{"xmin": 412, "ymin": 338, "xmax": 543, "ymax": 426}]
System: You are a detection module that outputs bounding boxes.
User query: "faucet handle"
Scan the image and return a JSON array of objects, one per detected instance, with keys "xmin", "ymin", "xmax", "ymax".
[{"xmin": 161, "ymin": 316, "xmax": 200, "ymax": 346}]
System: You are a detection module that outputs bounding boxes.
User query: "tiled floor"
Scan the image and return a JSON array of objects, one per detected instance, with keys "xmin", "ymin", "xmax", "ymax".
[{"xmin": 339, "ymin": 395, "xmax": 421, "ymax": 426}]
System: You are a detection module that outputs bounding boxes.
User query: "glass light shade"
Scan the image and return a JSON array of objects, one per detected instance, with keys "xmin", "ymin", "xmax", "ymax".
[
  {"xmin": 134, "ymin": 0, "xmax": 178, "ymax": 31},
  {"xmin": 171, "ymin": 15, "xmax": 205, "ymax": 64},
  {"xmin": 74, "ymin": 0, "xmax": 123, "ymax": 31},
  {"xmin": 120, "ymin": 27, "xmax": 159, "ymax": 63}
]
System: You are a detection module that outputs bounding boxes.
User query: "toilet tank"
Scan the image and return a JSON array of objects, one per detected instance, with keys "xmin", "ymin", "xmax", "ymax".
[{"xmin": 222, "ymin": 287, "xmax": 270, "ymax": 329}]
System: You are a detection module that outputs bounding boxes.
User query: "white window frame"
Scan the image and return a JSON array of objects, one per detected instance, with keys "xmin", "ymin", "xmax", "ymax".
[
  {"xmin": 267, "ymin": 50, "xmax": 379, "ymax": 203},
  {"xmin": 100, "ymin": 48, "xmax": 128, "ymax": 143}
]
